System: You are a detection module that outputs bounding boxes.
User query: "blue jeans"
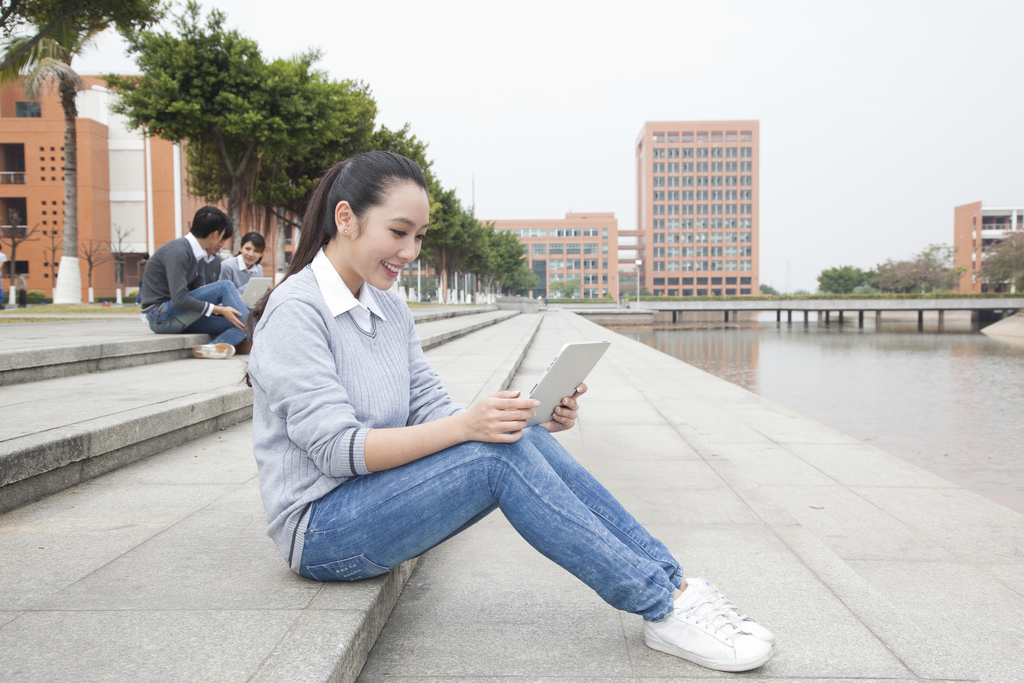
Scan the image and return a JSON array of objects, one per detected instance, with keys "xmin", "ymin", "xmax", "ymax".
[
  {"xmin": 299, "ymin": 426, "xmax": 683, "ymax": 621},
  {"xmin": 145, "ymin": 280, "xmax": 249, "ymax": 347}
]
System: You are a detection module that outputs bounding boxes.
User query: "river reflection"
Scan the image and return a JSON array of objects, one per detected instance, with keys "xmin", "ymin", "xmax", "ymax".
[{"xmin": 616, "ymin": 319, "xmax": 1024, "ymax": 515}]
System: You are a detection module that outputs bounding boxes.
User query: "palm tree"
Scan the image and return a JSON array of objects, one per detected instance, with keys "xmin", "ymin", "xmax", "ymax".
[{"xmin": 0, "ymin": 24, "xmax": 103, "ymax": 303}]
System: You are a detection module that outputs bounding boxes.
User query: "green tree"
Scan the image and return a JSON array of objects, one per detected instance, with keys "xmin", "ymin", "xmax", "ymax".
[
  {"xmin": 0, "ymin": 0, "xmax": 161, "ymax": 72},
  {"xmin": 0, "ymin": 1, "xmax": 159, "ymax": 301},
  {"xmin": 548, "ymin": 277, "xmax": 582, "ymax": 298},
  {"xmin": 980, "ymin": 232, "xmax": 1024, "ymax": 292},
  {"xmin": 246, "ymin": 53, "xmax": 376, "ymax": 270},
  {"xmin": 108, "ymin": 2, "xmax": 280, "ymax": 250},
  {"xmin": 872, "ymin": 244, "xmax": 963, "ymax": 293},
  {"xmin": 817, "ymin": 265, "xmax": 866, "ymax": 294},
  {"xmin": 759, "ymin": 283, "xmax": 778, "ymax": 296}
]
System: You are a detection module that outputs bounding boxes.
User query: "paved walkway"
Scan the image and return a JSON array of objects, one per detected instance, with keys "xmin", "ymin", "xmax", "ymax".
[
  {"xmin": 359, "ymin": 310, "xmax": 1024, "ymax": 682},
  {"xmin": 0, "ymin": 312, "xmax": 541, "ymax": 683}
]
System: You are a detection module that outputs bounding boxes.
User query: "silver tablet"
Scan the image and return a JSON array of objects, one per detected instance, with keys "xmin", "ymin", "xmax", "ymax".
[
  {"xmin": 526, "ymin": 341, "xmax": 611, "ymax": 427},
  {"xmin": 241, "ymin": 277, "xmax": 272, "ymax": 308}
]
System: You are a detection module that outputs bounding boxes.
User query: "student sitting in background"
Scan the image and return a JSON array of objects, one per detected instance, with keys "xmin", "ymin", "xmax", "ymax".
[
  {"xmin": 219, "ymin": 231, "xmax": 265, "ymax": 295},
  {"xmin": 139, "ymin": 206, "xmax": 250, "ymax": 359}
]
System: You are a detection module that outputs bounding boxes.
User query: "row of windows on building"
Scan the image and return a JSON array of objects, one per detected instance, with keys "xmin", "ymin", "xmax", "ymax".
[
  {"xmin": 653, "ymin": 172, "xmax": 753, "ymax": 186},
  {"xmin": 652, "ymin": 218, "xmax": 753, "ymax": 230},
  {"xmin": 652, "ymin": 246, "xmax": 753, "ymax": 257},
  {"xmin": 528, "ymin": 243, "xmax": 608, "ymax": 255},
  {"xmin": 505, "ymin": 227, "xmax": 608, "ymax": 238},
  {"xmin": 651, "ymin": 132, "xmax": 753, "ymax": 143},
  {"xmin": 650, "ymin": 147, "xmax": 753, "ymax": 159},
  {"xmin": 650, "ymin": 232, "xmax": 753, "ymax": 243},
  {"xmin": 549, "ymin": 273, "xmax": 609, "ymax": 285},
  {"xmin": 653, "ymin": 204, "xmax": 753, "ymax": 216},
  {"xmin": 651, "ymin": 260, "xmax": 754, "ymax": 272},
  {"xmin": 540, "ymin": 258, "xmax": 609, "ymax": 270},
  {"xmin": 654, "ymin": 191, "xmax": 752, "ymax": 201},
  {"xmin": 652, "ymin": 165, "xmax": 754, "ymax": 176}
]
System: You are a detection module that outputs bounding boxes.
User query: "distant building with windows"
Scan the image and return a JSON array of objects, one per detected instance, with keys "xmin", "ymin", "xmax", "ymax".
[
  {"xmin": 632, "ymin": 121, "xmax": 760, "ymax": 297},
  {"xmin": 0, "ymin": 77, "xmax": 279, "ymax": 301},
  {"xmin": 489, "ymin": 213, "xmax": 618, "ymax": 299},
  {"xmin": 954, "ymin": 201, "xmax": 1023, "ymax": 293}
]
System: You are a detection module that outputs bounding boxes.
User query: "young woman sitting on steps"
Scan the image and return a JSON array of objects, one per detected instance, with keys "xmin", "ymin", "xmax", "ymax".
[{"xmin": 244, "ymin": 151, "xmax": 775, "ymax": 673}]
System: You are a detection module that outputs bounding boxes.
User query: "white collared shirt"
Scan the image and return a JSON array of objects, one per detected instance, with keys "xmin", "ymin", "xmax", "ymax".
[
  {"xmin": 310, "ymin": 248, "xmax": 386, "ymax": 333},
  {"xmin": 184, "ymin": 232, "xmax": 215, "ymax": 316},
  {"xmin": 184, "ymin": 232, "xmax": 209, "ymax": 263}
]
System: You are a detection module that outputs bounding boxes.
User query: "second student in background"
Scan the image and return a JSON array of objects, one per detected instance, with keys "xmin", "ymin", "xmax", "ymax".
[{"xmin": 220, "ymin": 232, "xmax": 265, "ymax": 295}]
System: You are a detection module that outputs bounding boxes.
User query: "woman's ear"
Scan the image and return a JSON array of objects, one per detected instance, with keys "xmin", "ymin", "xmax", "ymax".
[{"xmin": 335, "ymin": 201, "xmax": 355, "ymax": 236}]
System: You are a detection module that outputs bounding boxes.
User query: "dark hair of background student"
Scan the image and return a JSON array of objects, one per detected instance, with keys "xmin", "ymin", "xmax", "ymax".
[
  {"xmin": 240, "ymin": 231, "xmax": 266, "ymax": 253},
  {"xmin": 190, "ymin": 206, "xmax": 233, "ymax": 239}
]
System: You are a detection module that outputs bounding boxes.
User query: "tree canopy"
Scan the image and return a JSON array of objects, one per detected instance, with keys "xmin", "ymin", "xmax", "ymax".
[
  {"xmin": 871, "ymin": 244, "xmax": 963, "ymax": 293},
  {"xmin": 980, "ymin": 232, "xmax": 1024, "ymax": 292},
  {"xmin": 0, "ymin": 0, "xmax": 162, "ymax": 73},
  {"xmin": 817, "ymin": 265, "xmax": 868, "ymax": 294}
]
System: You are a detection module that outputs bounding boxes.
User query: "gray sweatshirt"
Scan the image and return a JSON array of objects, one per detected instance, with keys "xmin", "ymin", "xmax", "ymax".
[{"xmin": 247, "ymin": 266, "xmax": 461, "ymax": 573}]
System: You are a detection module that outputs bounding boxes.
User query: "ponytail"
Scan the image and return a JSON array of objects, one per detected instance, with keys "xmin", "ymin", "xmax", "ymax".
[{"xmin": 244, "ymin": 152, "xmax": 427, "ymax": 378}]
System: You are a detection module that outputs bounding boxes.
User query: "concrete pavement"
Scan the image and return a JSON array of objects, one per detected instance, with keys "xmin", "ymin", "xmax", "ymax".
[
  {"xmin": 359, "ymin": 310, "xmax": 1024, "ymax": 682},
  {"xmin": 1, "ymin": 308, "xmax": 1022, "ymax": 682}
]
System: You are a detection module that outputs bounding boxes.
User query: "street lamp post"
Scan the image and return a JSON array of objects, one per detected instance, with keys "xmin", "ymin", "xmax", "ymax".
[{"xmin": 635, "ymin": 259, "xmax": 642, "ymax": 306}]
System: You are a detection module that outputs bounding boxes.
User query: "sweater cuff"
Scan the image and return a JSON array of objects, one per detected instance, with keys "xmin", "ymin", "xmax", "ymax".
[
  {"xmin": 341, "ymin": 427, "xmax": 370, "ymax": 477},
  {"xmin": 204, "ymin": 303, "xmax": 213, "ymax": 317}
]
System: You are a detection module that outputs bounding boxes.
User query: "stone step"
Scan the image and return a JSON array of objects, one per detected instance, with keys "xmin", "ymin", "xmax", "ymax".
[
  {"xmin": 0, "ymin": 305, "xmax": 500, "ymax": 387},
  {"xmin": 0, "ymin": 310, "xmax": 545, "ymax": 683},
  {"xmin": 0, "ymin": 308, "xmax": 522, "ymax": 515}
]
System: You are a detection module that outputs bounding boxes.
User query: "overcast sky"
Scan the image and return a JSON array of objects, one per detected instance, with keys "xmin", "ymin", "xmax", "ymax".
[{"xmin": 75, "ymin": 0, "xmax": 1023, "ymax": 292}]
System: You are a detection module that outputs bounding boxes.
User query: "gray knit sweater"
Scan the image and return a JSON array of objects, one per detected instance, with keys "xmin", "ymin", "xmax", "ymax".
[
  {"xmin": 139, "ymin": 237, "xmax": 208, "ymax": 313},
  {"xmin": 248, "ymin": 266, "xmax": 461, "ymax": 573}
]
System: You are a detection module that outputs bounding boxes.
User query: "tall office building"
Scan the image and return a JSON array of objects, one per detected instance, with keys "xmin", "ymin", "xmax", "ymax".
[
  {"xmin": 490, "ymin": 213, "xmax": 619, "ymax": 299},
  {"xmin": 953, "ymin": 201, "xmax": 1023, "ymax": 293},
  {"xmin": 632, "ymin": 121, "xmax": 760, "ymax": 297}
]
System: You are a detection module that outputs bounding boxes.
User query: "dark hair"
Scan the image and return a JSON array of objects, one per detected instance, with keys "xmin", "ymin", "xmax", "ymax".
[
  {"xmin": 239, "ymin": 231, "xmax": 266, "ymax": 252},
  {"xmin": 190, "ymin": 206, "xmax": 232, "ymax": 239},
  {"xmin": 244, "ymin": 151, "xmax": 427, "ymax": 356}
]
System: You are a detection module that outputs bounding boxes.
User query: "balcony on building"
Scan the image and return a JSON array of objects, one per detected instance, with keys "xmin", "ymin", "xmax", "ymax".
[
  {"xmin": 0, "ymin": 196, "xmax": 28, "ymax": 236},
  {"xmin": 0, "ymin": 143, "xmax": 26, "ymax": 185}
]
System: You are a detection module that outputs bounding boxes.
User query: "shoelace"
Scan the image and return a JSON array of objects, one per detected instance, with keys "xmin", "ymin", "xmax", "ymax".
[
  {"xmin": 678, "ymin": 588, "xmax": 746, "ymax": 641},
  {"xmin": 702, "ymin": 582, "xmax": 752, "ymax": 621}
]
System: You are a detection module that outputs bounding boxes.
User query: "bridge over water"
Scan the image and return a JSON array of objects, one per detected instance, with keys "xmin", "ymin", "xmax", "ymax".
[
  {"xmin": 559, "ymin": 297, "xmax": 1024, "ymax": 328},
  {"xmin": 630, "ymin": 297, "xmax": 1024, "ymax": 327}
]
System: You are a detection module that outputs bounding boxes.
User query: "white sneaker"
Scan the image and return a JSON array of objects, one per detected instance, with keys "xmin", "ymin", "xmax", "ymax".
[
  {"xmin": 193, "ymin": 343, "xmax": 235, "ymax": 359},
  {"xmin": 692, "ymin": 577, "xmax": 776, "ymax": 645},
  {"xmin": 644, "ymin": 578, "xmax": 773, "ymax": 672}
]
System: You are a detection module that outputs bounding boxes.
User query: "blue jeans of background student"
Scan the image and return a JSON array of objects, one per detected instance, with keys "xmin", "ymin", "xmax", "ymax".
[
  {"xmin": 145, "ymin": 280, "xmax": 249, "ymax": 347},
  {"xmin": 299, "ymin": 426, "xmax": 683, "ymax": 621}
]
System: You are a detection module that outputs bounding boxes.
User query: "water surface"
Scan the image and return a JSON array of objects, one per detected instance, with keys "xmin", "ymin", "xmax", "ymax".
[{"xmin": 616, "ymin": 319, "xmax": 1024, "ymax": 514}]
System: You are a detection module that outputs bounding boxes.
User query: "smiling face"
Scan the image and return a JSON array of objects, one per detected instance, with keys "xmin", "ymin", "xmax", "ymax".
[
  {"xmin": 325, "ymin": 180, "xmax": 429, "ymax": 296},
  {"xmin": 240, "ymin": 241, "xmax": 263, "ymax": 269}
]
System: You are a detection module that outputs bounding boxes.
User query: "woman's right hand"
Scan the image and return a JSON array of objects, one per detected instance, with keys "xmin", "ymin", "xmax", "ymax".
[{"xmin": 458, "ymin": 391, "xmax": 540, "ymax": 443}]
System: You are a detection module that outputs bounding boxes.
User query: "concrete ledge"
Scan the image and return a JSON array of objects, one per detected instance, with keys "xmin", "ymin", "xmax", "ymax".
[
  {"xmin": 0, "ymin": 385, "xmax": 253, "ymax": 514},
  {"xmin": 411, "ymin": 305, "xmax": 496, "ymax": 324},
  {"xmin": 249, "ymin": 559, "xmax": 417, "ymax": 683},
  {"xmin": 0, "ymin": 333, "xmax": 210, "ymax": 387},
  {"xmin": 471, "ymin": 314, "xmax": 543, "ymax": 403},
  {"xmin": 419, "ymin": 310, "xmax": 519, "ymax": 350}
]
